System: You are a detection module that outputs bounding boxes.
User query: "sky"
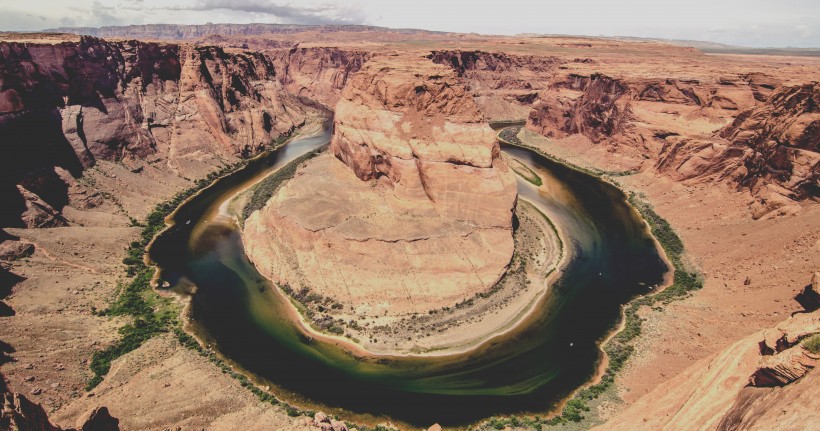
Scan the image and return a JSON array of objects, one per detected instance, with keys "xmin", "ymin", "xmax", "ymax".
[{"xmin": 1, "ymin": 0, "xmax": 818, "ymax": 48}]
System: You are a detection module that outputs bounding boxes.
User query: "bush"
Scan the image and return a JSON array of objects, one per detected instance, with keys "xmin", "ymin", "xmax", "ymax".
[{"xmin": 803, "ymin": 334, "xmax": 820, "ymax": 354}]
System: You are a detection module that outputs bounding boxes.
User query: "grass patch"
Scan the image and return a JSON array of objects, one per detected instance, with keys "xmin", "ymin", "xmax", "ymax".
[
  {"xmin": 508, "ymin": 156, "xmax": 543, "ymax": 186},
  {"xmin": 803, "ymin": 334, "xmax": 820, "ymax": 354}
]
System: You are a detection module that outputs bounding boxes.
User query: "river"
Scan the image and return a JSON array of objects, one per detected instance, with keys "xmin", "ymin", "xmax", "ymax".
[{"xmin": 148, "ymin": 126, "xmax": 668, "ymax": 427}]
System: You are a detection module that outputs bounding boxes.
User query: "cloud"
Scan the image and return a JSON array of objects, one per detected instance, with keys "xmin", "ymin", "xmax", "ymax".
[
  {"xmin": 164, "ymin": 0, "xmax": 367, "ymax": 25},
  {"xmin": 90, "ymin": 0, "xmax": 128, "ymax": 26},
  {"xmin": 0, "ymin": 9, "xmax": 49, "ymax": 31}
]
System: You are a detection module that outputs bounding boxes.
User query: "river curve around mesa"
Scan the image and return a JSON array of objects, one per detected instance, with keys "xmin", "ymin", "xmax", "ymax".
[{"xmin": 148, "ymin": 125, "xmax": 669, "ymax": 428}]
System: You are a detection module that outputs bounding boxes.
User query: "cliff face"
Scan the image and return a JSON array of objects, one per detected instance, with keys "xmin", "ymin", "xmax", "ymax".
[
  {"xmin": 0, "ymin": 37, "xmax": 312, "ymax": 227},
  {"xmin": 269, "ymin": 46, "xmax": 370, "ymax": 108},
  {"xmin": 657, "ymin": 83, "xmax": 819, "ymax": 218},
  {"xmin": 514, "ymin": 60, "xmax": 816, "ymax": 218},
  {"xmin": 528, "ymin": 74, "xmax": 633, "ymax": 143},
  {"xmin": 330, "ymin": 56, "xmax": 517, "ymax": 228},
  {"xmin": 428, "ymin": 50, "xmax": 560, "ymax": 121},
  {"xmin": 244, "ymin": 55, "xmax": 517, "ymax": 322}
]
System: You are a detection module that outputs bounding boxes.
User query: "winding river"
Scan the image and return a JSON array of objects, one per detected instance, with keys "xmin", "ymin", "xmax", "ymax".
[{"xmin": 148, "ymin": 126, "xmax": 669, "ymax": 428}]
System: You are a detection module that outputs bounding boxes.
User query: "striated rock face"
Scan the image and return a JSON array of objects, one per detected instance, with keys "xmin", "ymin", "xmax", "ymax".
[
  {"xmin": 657, "ymin": 83, "xmax": 818, "ymax": 218},
  {"xmin": 0, "ymin": 37, "xmax": 312, "ymax": 227},
  {"xmin": 270, "ymin": 47, "xmax": 371, "ymax": 108},
  {"xmin": 244, "ymin": 55, "xmax": 517, "ymax": 320},
  {"xmin": 528, "ymin": 74, "xmax": 632, "ymax": 143},
  {"xmin": 330, "ymin": 56, "xmax": 517, "ymax": 227},
  {"xmin": 593, "ymin": 310, "xmax": 820, "ymax": 431}
]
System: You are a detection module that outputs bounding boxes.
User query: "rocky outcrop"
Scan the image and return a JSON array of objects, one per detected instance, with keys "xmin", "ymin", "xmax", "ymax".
[
  {"xmin": 244, "ymin": 55, "xmax": 517, "ymax": 325},
  {"xmin": 74, "ymin": 407, "xmax": 119, "ymax": 431},
  {"xmin": 1, "ymin": 390, "xmax": 60, "ymax": 431},
  {"xmin": 1, "ymin": 372, "xmax": 120, "ymax": 431},
  {"xmin": 329, "ymin": 56, "xmax": 517, "ymax": 227},
  {"xmin": 749, "ymin": 346, "xmax": 817, "ymax": 386},
  {"xmin": 0, "ymin": 37, "xmax": 313, "ymax": 227},
  {"xmin": 0, "ymin": 240, "xmax": 34, "ymax": 261},
  {"xmin": 656, "ymin": 83, "xmax": 818, "ymax": 218},
  {"xmin": 794, "ymin": 272, "xmax": 820, "ymax": 312},
  {"xmin": 269, "ymin": 47, "xmax": 370, "ymax": 108},
  {"xmin": 0, "ymin": 389, "xmax": 118, "ymax": 431},
  {"xmin": 528, "ymin": 74, "xmax": 633, "ymax": 143},
  {"xmin": 720, "ymin": 82, "xmax": 819, "ymax": 199},
  {"xmin": 592, "ymin": 309, "xmax": 820, "ymax": 431}
]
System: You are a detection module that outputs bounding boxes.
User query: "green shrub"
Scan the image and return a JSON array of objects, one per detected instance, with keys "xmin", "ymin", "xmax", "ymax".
[{"xmin": 803, "ymin": 334, "xmax": 820, "ymax": 354}]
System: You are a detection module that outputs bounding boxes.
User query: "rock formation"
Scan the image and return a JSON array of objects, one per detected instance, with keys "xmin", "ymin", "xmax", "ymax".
[
  {"xmin": 591, "ymin": 310, "xmax": 819, "ymax": 431},
  {"xmin": 0, "ymin": 374, "xmax": 118, "ymax": 431},
  {"xmin": 243, "ymin": 55, "xmax": 517, "ymax": 320},
  {"xmin": 657, "ymin": 82, "xmax": 818, "ymax": 218},
  {"xmin": 0, "ymin": 36, "xmax": 313, "ymax": 227},
  {"xmin": 269, "ymin": 47, "xmax": 371, "ymax": 108},
  {"xmin": 527, "ymin": 73, "xmax": 633, "ymax": 143}
]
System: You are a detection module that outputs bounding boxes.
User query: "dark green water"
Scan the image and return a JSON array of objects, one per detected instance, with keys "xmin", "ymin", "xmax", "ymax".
[{"xmin": 149, "ymin": 130, "xmax": 668, "ymax": 428}]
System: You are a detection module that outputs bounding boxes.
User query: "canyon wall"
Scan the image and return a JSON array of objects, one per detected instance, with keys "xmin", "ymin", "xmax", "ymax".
[
  {"xmin": 330, "ymin": 56, "xmax": 517, "ymax": 227},
  {"xmin": 268, "ymin": 46, "xmax": 371, "ymax": 108},
  {"xmin": 428, "ymin": 50, "xmax": 817, "ymax": 216},
  {"xmin": 0, "ymin": 36, "xmax": 313, "ymax": 227}
]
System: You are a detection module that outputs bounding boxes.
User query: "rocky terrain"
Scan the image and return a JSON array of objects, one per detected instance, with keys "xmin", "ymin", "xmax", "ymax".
[
  {"xmin": 0, "ymin": 25, "xmax": 818, "ymax": 431},
  {"xmin": 592, "ymin": 278, "xmax": 820, "ymax": 431},
  {"xmin": 0, "ymin": 34, "xmax": 315, "ymax": 228},
  {"xmin": 242, "ymin": 55, "xmax": 521, "ymax": 352}
]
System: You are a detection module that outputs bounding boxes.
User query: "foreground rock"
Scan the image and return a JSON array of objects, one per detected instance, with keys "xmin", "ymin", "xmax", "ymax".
[
  {"xmin": 1, "ymin": 374, "xmax": 118, "ymax": 431},
  {"xmin": 244, "ymin": 55, "xmax": 517, "ymax": 328},
  {"xmin": 592, "ymin": 309, "xmax": 819, "ymax": 431}
]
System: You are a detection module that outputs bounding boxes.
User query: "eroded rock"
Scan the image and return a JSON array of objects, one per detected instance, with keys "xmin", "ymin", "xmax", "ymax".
[{"xmin": 244, "ymin": 55, "xmax": 517, "ymax": 323}]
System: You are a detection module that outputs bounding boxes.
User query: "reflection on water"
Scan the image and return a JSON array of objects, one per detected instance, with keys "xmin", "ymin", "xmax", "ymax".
[{"xmin": 149, "ymin": 133, "xmax": 668, "ymax": 427}]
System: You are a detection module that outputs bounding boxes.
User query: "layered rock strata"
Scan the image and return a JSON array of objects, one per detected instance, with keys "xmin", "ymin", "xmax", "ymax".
[
  {"xmin": 244, "ymin": 55, "xmax": 517, "ymax": 319},
  {"xmin": 592, "ymin": 309, "xmax": 819, "ymax": 431},
  {"xmin": 0, "ymin": 36, "xmax": 312, "ymax": 227}
]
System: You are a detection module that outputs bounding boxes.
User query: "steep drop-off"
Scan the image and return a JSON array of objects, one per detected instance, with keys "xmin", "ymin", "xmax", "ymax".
[{"xmin": 0, "ymin": 36, "xmax": 313, "ymax": 227}]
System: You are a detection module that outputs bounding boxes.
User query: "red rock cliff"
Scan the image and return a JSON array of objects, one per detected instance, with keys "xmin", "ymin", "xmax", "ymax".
[{"xmin": 0, "ymin": 36, "xmax": 313, "ymax": 227}]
